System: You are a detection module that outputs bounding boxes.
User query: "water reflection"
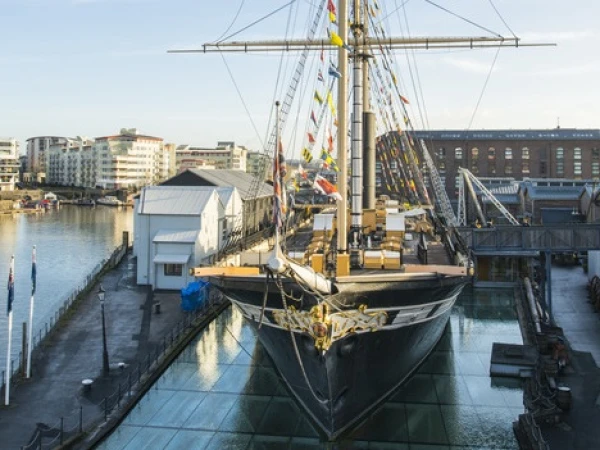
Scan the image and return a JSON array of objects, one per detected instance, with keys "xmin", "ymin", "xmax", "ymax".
[
  {"xmin": 100, "ymin": 287, "xmax": 523, "ymax": 449},
  {"xmin": 0, "ymin": 206, "xmax": 133, "ymax": 367}
]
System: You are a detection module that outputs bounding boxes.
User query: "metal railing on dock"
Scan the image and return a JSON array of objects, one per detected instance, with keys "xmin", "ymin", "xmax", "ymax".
[
  {"xmin": 1, "ymin": 244, "xmax": 128, "ymax": 398},
  {"xmin": 20, "ymin": 287, "xmax": 226, "ymax": 450}
]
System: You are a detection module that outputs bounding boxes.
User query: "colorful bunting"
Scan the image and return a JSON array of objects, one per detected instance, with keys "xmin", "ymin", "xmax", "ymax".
[
  {"xmin": 314, "ymin": 90, "xmax": 324, "ymax": 104},
  {"xmin": 327, "ymin": 91, "xmax": 336, "ymax": 115},
  {"xmin": 314, "ymin": 174, "xmax": 342, "ymax": 201},
  {"xmin": 302, "ymin": 148, "xmax": 313, "ymax": 163},
  {"xmin": 307, "ymin": 132, "xmax": 316, "ymax": 144},
  {"xmin": 310, "ymin": 111, "xmax": 318, "ymax": 127},
  {"xmin": 328, "ymin": 64, "xmax": 341, "ymax": 79},
  {"xmin": 400, "ymin": 95, "xmax": 410, "ymax": 105}
]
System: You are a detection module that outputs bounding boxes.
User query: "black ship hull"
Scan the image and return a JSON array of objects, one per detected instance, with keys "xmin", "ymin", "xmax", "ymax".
[{"xmin": 209, "ymin": 272, "xmax": 469, "ymax": 440}]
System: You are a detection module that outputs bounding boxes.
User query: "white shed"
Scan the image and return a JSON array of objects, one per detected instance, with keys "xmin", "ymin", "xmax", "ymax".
[{"xmin": 134, "ymin": 186, "xmax": 223, "ymax": 290}]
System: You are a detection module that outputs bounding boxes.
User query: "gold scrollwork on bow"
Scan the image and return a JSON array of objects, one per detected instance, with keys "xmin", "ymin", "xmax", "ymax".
[{"xmin": 272, "ymin": 304, "xmax": 388, "ymax": 352}]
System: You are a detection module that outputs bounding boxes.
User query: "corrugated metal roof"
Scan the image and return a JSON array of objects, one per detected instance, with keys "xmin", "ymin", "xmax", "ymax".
[
  {"xmin": 153, "ymin": 229, "xmax": 199, "ymax": 243},
  {"xmin": 216, "ymin": 187, "xmax": 236, "ymax": 206},
  {"xmin": 525, "ymin": 185, "xmax": 584, "ymax": 201},
  {"xmin": 412, "ymin": 128, "xmax": 600, "ymax": 141},
  {"xmin": 187, "ymin": 169, "xmax": 272, "ymax": 200},
  {"xmin": 138, "ymin": 186, "xmax": 216, "ymax": 215},
  {"xmin": 153, "ymin": 254, "xmax": 191, "ymax": 264}
]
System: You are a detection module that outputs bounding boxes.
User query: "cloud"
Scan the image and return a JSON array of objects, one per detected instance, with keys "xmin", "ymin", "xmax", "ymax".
[
  {"xmin": 527, "ymin": 62, "xmax": 600, "ymax": 77},
  {"xmin": 442, "ymin": 56, "xmax": 497, "ymax": 74}
]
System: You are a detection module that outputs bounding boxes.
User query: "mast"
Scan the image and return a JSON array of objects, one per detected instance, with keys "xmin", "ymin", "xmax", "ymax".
[
  {"xmin": 362, "ymin": 2, "xmax": 375, "ymax": 211},
  {"xmin": 336, "ymin": 0, "xmax": 349, "ymax": 255},
  {"xmin": 349, "ymin": 0, "xmax": 363, "ymax": 266}
]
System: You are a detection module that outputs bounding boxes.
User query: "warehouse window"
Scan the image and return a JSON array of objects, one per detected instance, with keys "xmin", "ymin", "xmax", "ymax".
[{"xmin": 164, "ymin": 264, "xmax": 183, "ymax": 277}]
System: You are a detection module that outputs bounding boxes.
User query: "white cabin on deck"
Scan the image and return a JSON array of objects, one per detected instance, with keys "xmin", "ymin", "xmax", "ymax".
[{"xmin": 133, "ymin": 185, "xmax": 241, "ymax": 290}]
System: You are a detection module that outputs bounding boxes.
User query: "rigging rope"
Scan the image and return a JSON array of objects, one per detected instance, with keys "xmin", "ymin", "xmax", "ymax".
[{"xmin": 214, "ymin": 0, "xmax": 246, "ymax": 42}]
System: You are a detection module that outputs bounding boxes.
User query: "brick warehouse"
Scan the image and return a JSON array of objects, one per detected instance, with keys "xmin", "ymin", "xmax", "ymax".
[{"xmin": 377, "ymin": 128, "xmax": 600, "ymax": 200}]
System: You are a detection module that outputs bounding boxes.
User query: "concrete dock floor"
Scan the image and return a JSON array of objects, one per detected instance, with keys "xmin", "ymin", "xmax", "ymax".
[
  {"xmin": 542, "ymin": 264, "xmax": 600, "ymax": 450},
  {"xmin": 0, "ymin": 252, "xmax": 189, "ymax": 450}
]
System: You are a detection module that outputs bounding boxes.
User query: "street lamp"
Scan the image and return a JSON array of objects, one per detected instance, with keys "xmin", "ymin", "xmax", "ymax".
[{"xmin": 97, "ymin": 285, "xmax": 109, "ymax": 376}]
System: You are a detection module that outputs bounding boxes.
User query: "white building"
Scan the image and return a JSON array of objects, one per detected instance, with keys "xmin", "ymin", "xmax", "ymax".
[
  {"xmin": 0, "ymin": 138, "xmax": 20, "ymax": 191},
  {"xmin": 26, "ymin": 136, "xmax": 70, "ymax": 181},
  {"xmin": 46, "ymin": 137, "xmax": 96, "ymax": 187},
  {"xmin": 95, "ymin": 128, "xmax": 166, "ymax": 189},
  {"xmin": 175, "ymin": 141, "xmax": 247, "ymax": 173},
  {"xmin": 133, "ymin": 185, "xmax": 242, "ymax": 290}
]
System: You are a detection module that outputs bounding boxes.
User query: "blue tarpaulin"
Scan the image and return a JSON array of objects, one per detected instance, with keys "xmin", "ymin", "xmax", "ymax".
[{"xmin": 181, "ymin": 280, "xmax": 209, "ymax": 311}]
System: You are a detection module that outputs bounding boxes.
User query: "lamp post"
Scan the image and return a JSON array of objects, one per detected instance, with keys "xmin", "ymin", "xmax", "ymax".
[{"xmin": 97, "ymin": 285, "xmax": 109, "ymax": 376}]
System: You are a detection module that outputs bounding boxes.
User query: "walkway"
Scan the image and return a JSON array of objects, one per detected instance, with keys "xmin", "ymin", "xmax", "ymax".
[
  {"xmin": 0, "ymin": 252, "xmax": 187, "ymax": 450},
  {"xmin": 544, "ymin": 264, "xmax": 600, "ymax": 449}
]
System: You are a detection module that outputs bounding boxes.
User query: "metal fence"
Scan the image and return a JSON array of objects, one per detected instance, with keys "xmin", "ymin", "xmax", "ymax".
[
  {"xmin": 20, "ymin": 287, "xmax": 224, "ymax": 450},
  {"xmin": 1, "ymin": 245, "xmax": 127, "ymax": 401}
]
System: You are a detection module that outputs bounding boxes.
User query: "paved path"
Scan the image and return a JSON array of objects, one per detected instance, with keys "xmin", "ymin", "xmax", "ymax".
[
  {"xmin": 544, "ymin": 264, "xmax": 600, "ymax": 450},
  {"xmin": 0, "ymin": 252, "xmax": 186, "ymax": 450}
]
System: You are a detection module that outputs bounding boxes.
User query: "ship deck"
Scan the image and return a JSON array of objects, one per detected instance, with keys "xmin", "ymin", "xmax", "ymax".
[{"xmin": 285, "ymin": 223, "xmax": 458, "ymax": 271}]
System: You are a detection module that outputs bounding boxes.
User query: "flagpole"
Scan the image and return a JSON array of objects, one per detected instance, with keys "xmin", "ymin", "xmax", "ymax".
[
  {"xmin": 5, "ymin": 255, "xmax": 15, "ymax": 406},
  {"xmin": 26, "ymin": 246, "xmax": 36, "ymax": 379}
]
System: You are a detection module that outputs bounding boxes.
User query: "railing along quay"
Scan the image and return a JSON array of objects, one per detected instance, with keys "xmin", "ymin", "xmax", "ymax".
[
  {"xmin": 1, "ymin": 244, "xmax": 128, "ymax": 399},
  {"xmin": 21, "ymin": 288, "xmax": 227, "ymax": 450},
  {"xmin": 457, "ymin": 224, "xmax": 600, "ymax": 253}
]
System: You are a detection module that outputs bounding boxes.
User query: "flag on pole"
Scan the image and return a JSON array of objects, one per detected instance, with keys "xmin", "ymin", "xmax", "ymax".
[
  {"xmin": 7, "ymin": 256, "xmax": 14, "ymax": 315},
  {"xmin": 328, "ymin": 64, "xmax": 341, "ymax": 79},
  {"xmin": 317, "ymin": 69, "xmax": 324, "ymax": 82},
  {"xmin": 298, "ymin": 164, "xmax": 308, "ymax": 179},
  {"xmin": 310, "ymin": 110, "xmax": 318, "ymax": 127},
  {"xmin": 400, "ymin": 95, "xmax": 410, "ymax": 105},
  {"xmin": 307, "ymin": 132, "xmax": 316, "ymax": 144},
  {"xmin": 313, "ymin": 175, "xmax": 342, "ymax": 201},
  {"xmin": 314, "ymin": 90, "xmax": 324, "ymax": 104},
  {"xmin": 272, "ymin": 139, "xmax": 287, "ymax": 228},
  {"xmin": 329, "ymin": 31, "xmax": 351, "ymax": 51},
  {"xmin": 302, "ymin": 148, "xmax": 313, "ymax": 163},
  {"xmin": 31, "ymin": 247, "xmax": 36, "ymax": 295}
]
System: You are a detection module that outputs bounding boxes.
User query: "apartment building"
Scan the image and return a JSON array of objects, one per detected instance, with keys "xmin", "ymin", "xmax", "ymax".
[
  {"xmin": 246, "ymin": 150, "xmax": 271, "ymax": 181},
  {"xmin": 46, "ymin": 137, "xmax": 96, "ymax": 187},
  {"xmin": 94, "ymin": 128, "xmax": 165, "ymax": 189},
  {"xmin": 0, "ymin": 138, "xmax": 20, "ymax": 191},
  {"xmin": 26, "ymin": 136, "xmax": 70, "ymax": 176},
  {"xmin": 175, "ymin": 141, "xmax": 248, "ymax": 173}
]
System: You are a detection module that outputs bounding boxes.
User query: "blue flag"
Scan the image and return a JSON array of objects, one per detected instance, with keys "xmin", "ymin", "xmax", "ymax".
[
  {"xmin": 7, "ymin": 256, "xmax": 14, "ymax": 315},
  {"xmin": 328, "ymin": 64, "xmax": 341, "ymax": 79},
  {"xmin": 31, "ymin": 246, "xmax": 37, "ymax": 295}
]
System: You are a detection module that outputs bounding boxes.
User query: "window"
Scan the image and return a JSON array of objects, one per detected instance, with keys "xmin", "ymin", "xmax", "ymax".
[
  {"xmin": 455, "ymin": 176, "xmax": 461, "ymax": 187},
  {"xmin": 438, "ymin": 148, "xmax": 446, "ymax": 158},
  {"xmin": 522, "ymin": 162, "xmax": 530, "ymax": 174},
  {"xmin": 592, "ymin": 162, "xmax": 599, "ymax": 176},
  {"xmin": 574, "ymin": 161, "xmax": 582, "ymax": 176},
  {"xmin": 471, "ymin": 147, "xmax": 479, "ymax": 159},
  {"xmin": 505, "ymin": 163, "xmax": 513, "ymax": 174},
  {"xmin": 522, "ymin": 147, "xmax": 530, "ymax": 159},
  {"xmin": 574, "ymin": 147, "xmax": 582, "ymax": 160},
  {"xmin": 488, "ymin": 147, "xmax": 496, "ymax": 160},
  {"xmin": 455, "ymin": 147, "xmax": 463, "ymax": 159},
  {"xmin": 556, "ymin": 147, "xmax": 564, "ymax": 159},
  {"xmin": 556, "ymin": 162, "xmax": 564, "ymax": 175},
  {"xmin": 470, "ymin": 165, "xmax": 479, "ymax": 174},
  {"xmin": 505, "ymin": 148, "xmax": 513, "ymax": 160},
  {"xmin": 593, "ymin": 148, "xmax": 600, "ymax": 160},
  {"xmin": 164, "ymin": 264, "xmax": 183, "ymax": 276}
]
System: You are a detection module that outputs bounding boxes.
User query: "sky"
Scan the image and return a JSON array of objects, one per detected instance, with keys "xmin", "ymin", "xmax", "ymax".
[{"xmin": 2, "ymin": 0, "xmax": 600, "ymax": 158}]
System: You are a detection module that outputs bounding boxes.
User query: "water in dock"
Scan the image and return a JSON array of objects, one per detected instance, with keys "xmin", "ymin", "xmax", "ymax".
[
  {"xmin": 0, "ymin": 206, "xmax": 133, "ymax": 369},
  {"xmin": 99, "ymin": 286, "xmax": 524, "ymax": 449}
]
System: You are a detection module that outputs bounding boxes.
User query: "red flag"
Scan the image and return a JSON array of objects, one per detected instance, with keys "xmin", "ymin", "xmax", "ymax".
[
  {"xmin": 327, "ymin": 0, "xmax": 336, "ymax": 14},
  {"xmin": 400, "ymin": 95, "xmax": 410, "ymax": 105},
  {"xmin": 307, "ymin": 132, "xmax": 316, "ymax": 144},
  {"xmin": 314, "ymin": 175, "xmax": 342, "ymax": 201},
  {"xmin": 310, "ymin": 111, "xmax": 318, "ymax": 126}
]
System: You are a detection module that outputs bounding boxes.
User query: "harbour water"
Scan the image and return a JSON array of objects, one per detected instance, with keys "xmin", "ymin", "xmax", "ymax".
[
  {"xmin": 99, "ymin": 286, "xmax": 525, "ymax": 449},
  {"xmin": 0, "ymin": 206, "xmax": 133, "ymax": 370}
]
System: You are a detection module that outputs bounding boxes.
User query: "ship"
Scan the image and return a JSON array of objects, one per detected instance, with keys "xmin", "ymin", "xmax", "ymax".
[{"xmin": 175, "ymin": 0, "xmax": 531, "ymax": 440}]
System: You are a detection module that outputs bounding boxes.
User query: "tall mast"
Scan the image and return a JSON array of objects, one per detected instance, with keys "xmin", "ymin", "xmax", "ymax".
[
  {"xmin": 336, "ymin": 0, "xmax": 349, "ymax": 255},
  {"xmin": 349, "ymin": 0, "xmax": 363, "ymax": 266}
]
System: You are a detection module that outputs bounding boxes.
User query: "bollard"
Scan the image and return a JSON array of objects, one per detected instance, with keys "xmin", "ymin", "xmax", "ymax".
[
  {"xmin": 557, "ymin": 386, "xmax": 572, "ymax": 410},
  {"xmin": 154, "ymin": 302, "xmax": 161, "ymax": 314}
]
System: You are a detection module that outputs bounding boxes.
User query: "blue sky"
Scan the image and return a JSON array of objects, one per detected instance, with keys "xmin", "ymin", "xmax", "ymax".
[{"xmin": 2, "ymin": 0, "xmax": 599, "ymax": 157}]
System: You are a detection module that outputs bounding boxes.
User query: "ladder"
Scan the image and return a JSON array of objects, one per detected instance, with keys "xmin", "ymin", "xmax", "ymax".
[
  {"xmin": 420, "ymin": 139, "xmax": 457, "ymax": 226},
  {"xmin": 247, "ymin": 1, "xmax": 327, "ymax": 200}
]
